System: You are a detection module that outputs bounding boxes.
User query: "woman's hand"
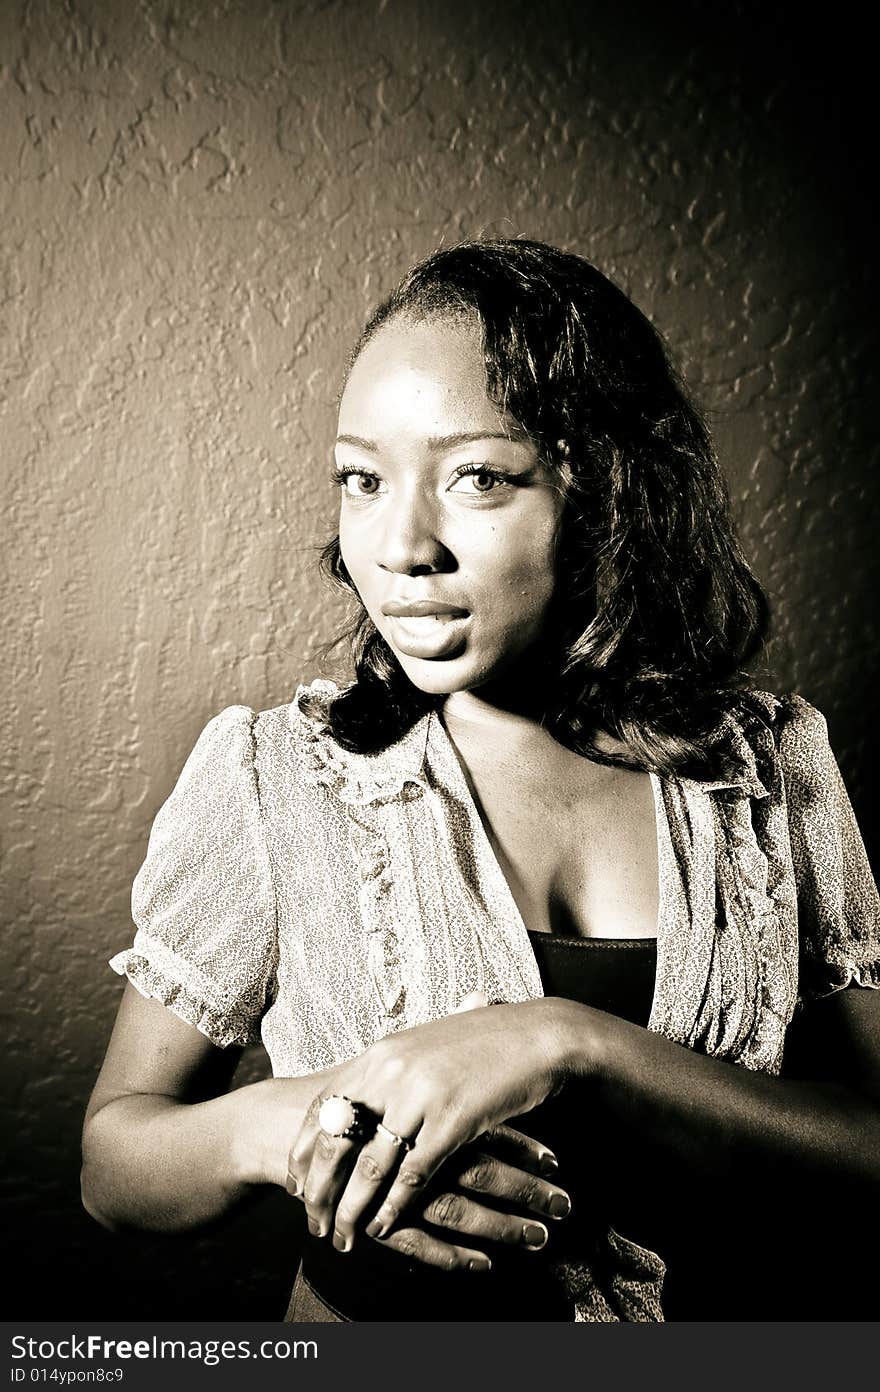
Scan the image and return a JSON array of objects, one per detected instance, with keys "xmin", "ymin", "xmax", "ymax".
[
  {"xmin": 287, "ymin": 997, "xmax": 584, "ymax": 1247},
  {"xmin": 366, "ymin": 1124, "xmax": 571, "ymax": 1270}
]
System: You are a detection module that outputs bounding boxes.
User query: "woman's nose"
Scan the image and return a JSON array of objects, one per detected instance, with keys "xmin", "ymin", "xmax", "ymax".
[{"xmin": 377, "ymin": 493, "xmax": 450, "ymax": 576}]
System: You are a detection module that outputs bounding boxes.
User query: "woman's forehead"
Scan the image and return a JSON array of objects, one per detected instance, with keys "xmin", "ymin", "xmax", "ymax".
[{"xmin": 338, "ymin": 314, "xmax": 510, "ymax": 442}]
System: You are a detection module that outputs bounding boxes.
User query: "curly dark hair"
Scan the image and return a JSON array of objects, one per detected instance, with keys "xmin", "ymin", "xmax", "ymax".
[{"xmin": 315, "ymin": 238, "xmax": 769, "ymax": 775}]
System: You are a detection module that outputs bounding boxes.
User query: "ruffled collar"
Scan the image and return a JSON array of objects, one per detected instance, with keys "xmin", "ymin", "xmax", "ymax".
[
  {"xmin": 294, "ymin": 679, "xmax": 782, "ymax": 804},
  {"xmin": 684, "ymin": 691, "xmax": 784, "ymax": 800},
  {"xmin": 292, "ymin": 680, "xmax": 432, "ymax": 805}
]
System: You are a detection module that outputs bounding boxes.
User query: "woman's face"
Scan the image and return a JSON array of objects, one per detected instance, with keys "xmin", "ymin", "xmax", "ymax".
[{"xmin": 335, "ymin": 314, "xmax": 565, "ymax": 696}]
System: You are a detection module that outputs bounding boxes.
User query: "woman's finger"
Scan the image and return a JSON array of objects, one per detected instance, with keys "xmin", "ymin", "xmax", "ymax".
[
  {"xmin": 376, "ymin": 1224, "xmax": 492, "ymax": 1273},
  {"xmin": 299, "ymin": 1129, "xmax": 361, "ymax": 1237},
  {"xmin": 292, "ymin": 1092, "xmax": 374, "ymax": 1238},
  {"xmin": 285, "ymin": 1092, "xmax": 322, "ymax": 1199},
  {"xmin": 331, "ymin": 1123, "xmax": 417, "ymax": 1252},
  {"xmin": 365, "ymin": 1122, "xmax": 459, "ymax": 1239},
  {"xmin": 453, "ymin": 1151, "xmax": 571, "ymax": 1221},
  {"xmin": 477, "ymin": 1124, "xmax": 560, "ymax": 1177},
  {"xmin": 421, "ymin": 1189, "xmax": 551, "ymax": 1250}
]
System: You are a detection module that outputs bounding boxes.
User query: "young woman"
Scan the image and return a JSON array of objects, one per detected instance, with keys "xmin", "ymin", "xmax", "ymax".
[{"xmin": 82, "ymin": 240, "xmax": 880, "ymax": 1321}]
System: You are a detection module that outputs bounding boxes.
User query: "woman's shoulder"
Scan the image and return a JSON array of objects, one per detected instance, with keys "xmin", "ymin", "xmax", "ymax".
[
  {"xmin": 697, "ymin": 688, "xmax": 833, "ymax": 797},
  {"xmin": 162, "ymin": 683, "xmax": 342, "ymax": 803},
  {"xmin": 257, "ymin": 678, "xmax": 431, "ymax": 806},
  {"xmin": 197, "ymin": 679, "xmax": 341, "ymax": 744},
  {"xmin": 234, "ymin": 679, "xmax": 427, "ymax": 809},
  {"xmin": 732, "ymin": 688, "xmax": 828, "ymax": 742},
  {"xmin": 194, "ymin": 680, "xmax": 339, "ymax": 782}
]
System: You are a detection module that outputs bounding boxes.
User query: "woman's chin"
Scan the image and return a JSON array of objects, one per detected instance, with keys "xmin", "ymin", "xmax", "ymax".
[
  {"xmin": 394, "ymin": 650, "xmax": 541, "ymax": 700},
  {"xmin": 395, "ymin": 653, "xmax": 478, "ymax": 696}
]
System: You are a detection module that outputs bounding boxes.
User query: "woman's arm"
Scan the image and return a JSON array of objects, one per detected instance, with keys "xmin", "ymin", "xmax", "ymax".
[
  {"xmin": 82, "ymin": 984, "xmax": 570, "ymax": 1267},
  {"xmin": 80, "ymin": 984, "xmax": 329, "ymax": 1231},
  {"xmin": 567, "ymin": 982, "xmax": 880, "ymax": 1186},
  {"xmin": 293, "ymin": 985, "xmax": 880, "ymax": 1245}
]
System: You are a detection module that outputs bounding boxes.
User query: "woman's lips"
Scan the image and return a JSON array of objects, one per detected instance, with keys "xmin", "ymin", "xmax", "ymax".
[
  {"xmin": 382, "ymin": 610, "xmax": 471, "ymax": 660},
  {"xmin": 381, "ymin": 598, "xmax": 469, "ymax": 618}
]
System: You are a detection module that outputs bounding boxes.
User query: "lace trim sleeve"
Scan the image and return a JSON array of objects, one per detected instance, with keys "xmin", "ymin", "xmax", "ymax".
[
  {"xmin": 779, "ymin": 695, "xmax": 880, "ymax": 1000},
  {"xmin": 109, "ymin": 705, "xmax": 278, "ymax": 1047}
]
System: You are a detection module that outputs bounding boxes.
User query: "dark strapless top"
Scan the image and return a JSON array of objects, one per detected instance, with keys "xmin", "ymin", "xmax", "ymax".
[
  {"xmin": 298, "ymin": 934, "xmax": 658, "ymax": 1321},
  {"xmin": 527, "ymin": 930, "xmax": 657, "ymax": 1025}
]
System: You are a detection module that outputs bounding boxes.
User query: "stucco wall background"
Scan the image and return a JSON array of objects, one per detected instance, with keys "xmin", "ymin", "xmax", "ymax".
[{"xmin": 2, "ymin": 0, "xmax": 877, "ymax": 1318}]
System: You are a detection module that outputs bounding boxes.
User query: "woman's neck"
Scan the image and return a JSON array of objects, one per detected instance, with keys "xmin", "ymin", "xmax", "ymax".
[
  {"xmin": 441, "ymin": 689, "xmax": 562, "ymax": 771},
  {"xmin": 441, "ymin": 687, "xmax": 627, "ymax": 768}
]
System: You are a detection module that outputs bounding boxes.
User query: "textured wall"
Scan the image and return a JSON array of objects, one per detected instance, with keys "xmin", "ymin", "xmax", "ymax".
[{"xmin": 3, "ymin": 0, "xmax": 877, "ymax": 1317}]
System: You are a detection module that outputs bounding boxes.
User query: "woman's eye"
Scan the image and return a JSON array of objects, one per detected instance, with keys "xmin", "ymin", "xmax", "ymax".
[
  {"xmin": 448, "ymin": 467, "xmax": 506, "ymax": 495},
  {"xmin": 336, "ymin": 471, "xmax": 384, "ymax": 497}
]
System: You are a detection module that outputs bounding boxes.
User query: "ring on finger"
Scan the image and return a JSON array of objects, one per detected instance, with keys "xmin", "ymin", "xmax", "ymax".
[
  {"xmin": 375, "ymin": 1121, "xmax": 415, "ymax": 1152},
  {"xmin": 317, "ymin": 1094, "xmax": 374, "ymax": 1141}
]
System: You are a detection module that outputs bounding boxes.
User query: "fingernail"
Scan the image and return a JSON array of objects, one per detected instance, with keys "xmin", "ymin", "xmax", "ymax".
[
  {"xmin": 366, "ymin": 1219, "xmax": 387, "ymax": 1240},
  {"xmin": 468, "ymin": 1256, "xmax": 492, "ymax": 1272},
  {"xmin": 548, "ymin": 1193, "xmax": 571, "ymax": 1219},
  {"xmin": 307, "ymin": 1217, "xmax": 327, "ymax": 1239},
  {"xmin": 522, "ymin": 1223, "xmax": 548, "ymax": 1250},
  {"xmin": 286, "ymin": 1173, "xmax": 299, "ymax": 1197},
  {"xmin": 538, "ymin": 1151, "xmax": 559, "ymax": 1176},
  {"xmin": 332, "ymin": 1230, "xmax": 350, "ymax": 1253}
]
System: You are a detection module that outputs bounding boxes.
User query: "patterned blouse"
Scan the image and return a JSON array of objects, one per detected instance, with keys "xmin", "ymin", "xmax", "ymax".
[{"xmin": 110, "ymin": 681, "xmax": 880, "ymax": 1320}]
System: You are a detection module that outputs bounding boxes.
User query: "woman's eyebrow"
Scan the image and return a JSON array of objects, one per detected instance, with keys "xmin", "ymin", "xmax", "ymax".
[
  {"xmin": 336, "ymin": 433, "xmax": 378, "ymax": 451},
  {"xmin": 335, "ymin": 430, "xmax": 524, "ymax": 451},
  {"xmin": 426, "ymin": 430, "xmax": 525, "ymax": 451}
]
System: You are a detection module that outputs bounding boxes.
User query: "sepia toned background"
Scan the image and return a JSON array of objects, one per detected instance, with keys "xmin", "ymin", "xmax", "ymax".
[{"xmin": 2, "ymin": 0, "xmax": 877, "ymax": 1317}]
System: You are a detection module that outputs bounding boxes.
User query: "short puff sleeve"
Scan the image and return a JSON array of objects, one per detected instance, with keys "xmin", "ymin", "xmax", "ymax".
[
  {"xmin": 779, "ymin": 696, "xmax": 880, "ymax": 1000},
  {"xmin": 109, "ymin": 706, "xmax": 277, "ymax": 1047}
]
